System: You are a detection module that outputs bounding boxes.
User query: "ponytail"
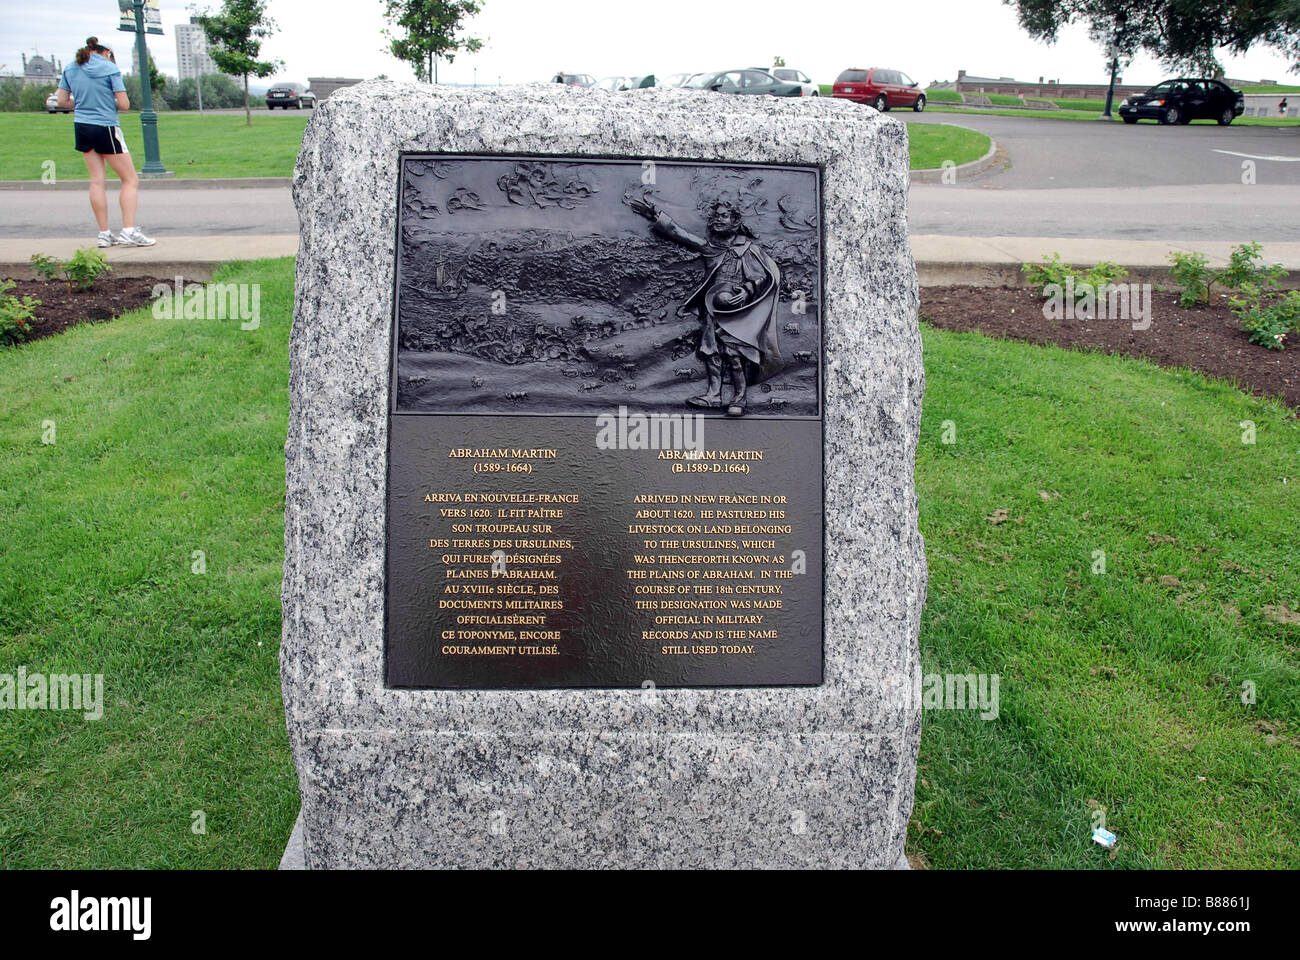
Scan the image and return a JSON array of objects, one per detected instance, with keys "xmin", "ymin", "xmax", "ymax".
[{"xmin": 75, "ymin": 36, "xmax": 107, "ymax": 66}]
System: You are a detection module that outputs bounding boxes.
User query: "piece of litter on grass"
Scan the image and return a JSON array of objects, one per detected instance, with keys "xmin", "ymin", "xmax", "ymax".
[{"xmin": 1092, "ymin": 826, "xmax": 1118, "ymax": 848}]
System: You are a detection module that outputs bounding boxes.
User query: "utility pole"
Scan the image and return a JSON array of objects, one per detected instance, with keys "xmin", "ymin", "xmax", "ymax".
[{"xmin": 125, "ymin": 0, "xmax": 170, "ymax": 176}]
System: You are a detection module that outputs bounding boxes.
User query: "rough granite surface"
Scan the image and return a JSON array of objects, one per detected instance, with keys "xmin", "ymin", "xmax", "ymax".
[{"xmin": 282, "ymin": 80, "xmax": 926, "ymax": 869}]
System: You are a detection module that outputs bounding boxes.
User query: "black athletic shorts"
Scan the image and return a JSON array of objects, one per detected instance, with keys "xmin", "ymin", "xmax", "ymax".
[{"xmin": 74, "ymin": 123, "xmax": 129, "ymax": 155}]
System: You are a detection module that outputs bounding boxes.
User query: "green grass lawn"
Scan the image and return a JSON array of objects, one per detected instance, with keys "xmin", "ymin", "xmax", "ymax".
[
  {"xmin": 913, "ymin": 325, "xmax": 1300, "ymax": 868},
  {"xmin": 0, "ymin": 259, "xmax": 297, "ymax": 867},
  {"xmin": 1, "ymin": 112, "xmax": 984, "ymax": 178},
  {"xmin": 0, "ymin": 113, "xmax": 310, "ymax": 180},
  {"xmin": 1, "ymin": 259, "xmax": 1298, "ymax": 868},
  {"xmin": 907, "ymin": 122, "xmax": 990, "ymax": 170}
]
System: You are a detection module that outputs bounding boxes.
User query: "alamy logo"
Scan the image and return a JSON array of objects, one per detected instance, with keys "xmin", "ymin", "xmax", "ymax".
[
  {"xmin": 922, "ymin": 673, "xmax": 1000, "ymax": 720},
  {"xmin": 1042, "ymin": 278, "xmax": 1152, "ymax": 331},
  {"xmin": 50, "ymin": 891, "xmax": 151, "ymax": 940},
  {"xmin": 152, "ymin": 276, "xmax": 261, "ymax": 330},
  {"xmin": 595, "ymin": 405, "xmax": 704, "ymax": 452},
  {"xmin": 0, "ymin": 668, "xmax": 102, "ymax": 721}
]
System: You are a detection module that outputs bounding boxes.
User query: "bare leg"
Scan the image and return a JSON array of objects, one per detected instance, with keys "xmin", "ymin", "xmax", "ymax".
[
  {"xmin": 105, "ymin": 152, "xmax": 139, "ymax": 229},
  {"xmin": 83, "ymin": 151, "xmax": 109, "ymax": 232}
]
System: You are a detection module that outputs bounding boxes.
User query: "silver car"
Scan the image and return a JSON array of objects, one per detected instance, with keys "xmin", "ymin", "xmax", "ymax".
[{"xmin": 46, "ymin": 91, "xmax": 73, "ymax": 114}]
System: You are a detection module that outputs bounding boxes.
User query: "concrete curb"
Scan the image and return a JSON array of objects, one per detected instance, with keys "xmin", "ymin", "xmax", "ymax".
[
  {"xmin": 911, "ymin": 133, "xmax": 1001, "ymax": 183},
  {"xmin": 0, "ymin": 177, "xmax": 293, "ymax": 191}
]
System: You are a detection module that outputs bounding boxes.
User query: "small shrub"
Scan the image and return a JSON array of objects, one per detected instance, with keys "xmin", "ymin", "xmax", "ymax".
[
  {"xmin": 62, "ymin": 247, "xmax": 112, "ymax": 292},
  {"xmin": 1022, "ymin": 254, "xmax": 1129, "ymax": 307},
  {"xmin": 1217, "ymin": 241, "xmax": 1285, "ymax": 293},
  {"xmin": 29, "ymin": 253, "xmax": 62, "ymax": 284},
  {"xmin": 1169, "ymin": 251, "xmax": 1212, "ymax": 307},
  {"xmin": 1229, "ymin": 283, "xmax": 1300, "ymax": 350},
  {"xmin": 1022, "ymin": 253, "xmax": 1075, "ymax": 290},
  {"xmin": 0, "ymin": 279, "xmax": 40, "ymax": 347}
]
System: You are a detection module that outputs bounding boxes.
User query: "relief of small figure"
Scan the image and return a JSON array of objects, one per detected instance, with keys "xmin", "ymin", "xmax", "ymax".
[{"xmin": 628, "ymin": 192, "xmax": 783, "ymax": 416}]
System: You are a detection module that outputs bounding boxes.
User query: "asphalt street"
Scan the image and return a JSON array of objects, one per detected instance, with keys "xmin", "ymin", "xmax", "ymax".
[
  {"xmin": 3, "ymin": 112, "xmax": 1298, "ymax": 242},
  {"xmin": 907, "ymin": 111, "xmax": 1300, "ymax": 188}
]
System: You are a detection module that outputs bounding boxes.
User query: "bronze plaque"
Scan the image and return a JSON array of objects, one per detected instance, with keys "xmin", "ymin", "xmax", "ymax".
[{"xmin": 385, "ymin": 155, "xmax": 824, "ymax": 687}]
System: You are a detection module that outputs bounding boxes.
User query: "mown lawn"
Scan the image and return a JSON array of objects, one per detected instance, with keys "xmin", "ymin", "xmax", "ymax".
[
  {"xmin": 913, "ymin": 326, "xmax": 1300, "ymax": 868},
  {"xmin": 907, "ymin": 122, "xmax": 990, "ymax": 169},
  {"xmin": 0, "ymin": 258, "xmax": 1297, "ymax": 868},
  {"xmin": 0, "ymin": 113, "xmax": 310, "ymax": 180},
  {"xmin": 0, "ymin": 259, "xmax": 297, "ymax": 868},
  {"xmin": 0, "ymin": 111, "xmax": 981, "ymax": 177}
]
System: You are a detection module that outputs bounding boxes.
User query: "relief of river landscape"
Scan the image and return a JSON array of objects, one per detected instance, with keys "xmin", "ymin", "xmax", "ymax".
[{"xmin": 393, "ymin": 156, "xmax": 822, "ymax": 417}]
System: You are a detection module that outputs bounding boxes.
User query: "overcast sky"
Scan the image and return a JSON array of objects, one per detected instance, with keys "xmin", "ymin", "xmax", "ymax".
[{"xmin": 4, "ymin": 0, "xmax": 1296, "ymax": 90}]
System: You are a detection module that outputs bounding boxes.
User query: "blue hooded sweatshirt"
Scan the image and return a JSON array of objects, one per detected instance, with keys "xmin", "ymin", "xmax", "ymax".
[{"xmin": 59, "ymin": 53, "xmax": 126, "ymax": 127}]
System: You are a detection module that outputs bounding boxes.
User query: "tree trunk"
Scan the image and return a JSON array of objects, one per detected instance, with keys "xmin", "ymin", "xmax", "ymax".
[{"xmin": 243, "ymin": 73, "xmax": 251, "ymax": 127}]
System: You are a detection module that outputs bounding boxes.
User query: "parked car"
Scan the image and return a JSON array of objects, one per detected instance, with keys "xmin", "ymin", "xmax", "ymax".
[
  {"xmin": 625, "ymin": 74, "xmax": 655, "ymax": 89},
  {"xmin": 596, "ymin": 76, "xmax": 628, "ymax": 91},
  {"xmin": 832, "ymin": 68, "xmax": 926, "ymax": 112},
  {"xmin": 1118, "ymin": 78, "xmax": 1245, "ymax": 125},
  {"xmin": 769, "ymin": 68, "xmax": 819, "ymax": 97},
  {"xmin": 659, "ymin": 72, "xmax": 695, "ymax": 88},
  {"xmin": 552, "ymin": 73, "xmax": 596, "ymax": 87},
  {"xmin": 684, "ymin": 69, "xmax": 805, "ymax": 97},
  {"xmin": 265, "ymin": 83, "xmax": 316, "ymax": 110},
  {"xmin": 46, "ymin": 91, "xmax": 73, "ymax": 114}
]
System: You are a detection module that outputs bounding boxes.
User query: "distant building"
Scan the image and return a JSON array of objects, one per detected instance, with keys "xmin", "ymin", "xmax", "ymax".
[
  {"xmin": 307, "ymin": 77, "xmax": 364, "ymax": 101},
  {"xmin": 953, "ymin": 68, "xmax": 1284, "ymax": 101},
  {"xmin": 176, "ymin": 18, "xmax": 218, "ymax": 81},
  {"xmin": 20, "ymin": 52, "xmax": 62, "ymax": 87}
]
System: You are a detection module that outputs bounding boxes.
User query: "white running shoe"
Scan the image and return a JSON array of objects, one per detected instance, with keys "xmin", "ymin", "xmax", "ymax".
[
  {"xmin": 97, "ymin": 230, "xmax": 114, "ymax": 248},
  {"xmin": 115, "ymin": 227, "xmax": 156, "ymax": 247}
]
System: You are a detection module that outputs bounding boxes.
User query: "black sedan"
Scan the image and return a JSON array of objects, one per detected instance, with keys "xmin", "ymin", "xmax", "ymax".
[
  {"xmin": 1118, "ymin": 78, "xmax": 1245, "ymax": 125},
  {"xmin": 265, "ymin": 83, "xmax": 317, "ymax": 110},
  {"xmin": 684, "ymin": 69, "xmax": 805, "ymax": 97}
]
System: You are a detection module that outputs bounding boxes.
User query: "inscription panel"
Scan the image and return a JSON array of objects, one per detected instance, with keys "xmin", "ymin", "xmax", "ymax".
[{"xmin": 385, "ymin": 155, "xmax": 824, "ymax": 687}]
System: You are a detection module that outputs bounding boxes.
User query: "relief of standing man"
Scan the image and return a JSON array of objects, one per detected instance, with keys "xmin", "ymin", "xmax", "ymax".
[{"xmin": 629, "ymin": 191, "xmax": 783, "ymax": 417}]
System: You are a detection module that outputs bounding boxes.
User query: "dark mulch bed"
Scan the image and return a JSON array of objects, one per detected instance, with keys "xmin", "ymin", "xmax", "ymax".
[
  {"xmin": 4, "ymin": 276, "xmax": 192, "ymax": 345},
  {"xmin": 921, "ymin": 285, "xmax": 1300, "ymax": 411}
]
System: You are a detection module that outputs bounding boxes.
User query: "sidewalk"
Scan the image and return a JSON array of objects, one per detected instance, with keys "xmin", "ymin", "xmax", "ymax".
[{"xmin": 4, "ymin": 234, "xmax": 1300, "ymax": 287}]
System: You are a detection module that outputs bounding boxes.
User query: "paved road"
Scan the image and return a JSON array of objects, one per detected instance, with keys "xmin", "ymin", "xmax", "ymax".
[
  {"xmin": 3, "ymin": 186, "xmax": 299, "ymax": 239},
  {"xmin": 908, "ymin": 111, "xmax": 1300, "ymax": 188}
]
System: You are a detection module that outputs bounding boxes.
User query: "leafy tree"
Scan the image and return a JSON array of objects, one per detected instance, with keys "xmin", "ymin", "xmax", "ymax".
[
  {"xmin": 147, "ymin": 52, "xmax": 167, "ymax": 98},
  {"xmin": 20, "ymin": 83, "xmax": 56, "ymax": 112},
  {"xmin": 170, "ymin": 73, "xmax": 244, "ymax": 110},
  {"xmin": 1003, "ymin": 0, "xmax": 1300, "ymax": 74},
  {"xmin": 382, "ymin": 0, "xmax": 484, "ymax": 83},
  {"xmin": 0, "ymin": 77, "xmax": 25, "ymax": 112},
  {"xmin": 196, "ymin": 0, "xmax": 283, "ymax": 125}
]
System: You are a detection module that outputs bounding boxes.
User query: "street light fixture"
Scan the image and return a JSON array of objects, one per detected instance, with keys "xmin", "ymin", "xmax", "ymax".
[{"xmin": 121, "ymin": 0, "xmax": 170, "ymax": 176}]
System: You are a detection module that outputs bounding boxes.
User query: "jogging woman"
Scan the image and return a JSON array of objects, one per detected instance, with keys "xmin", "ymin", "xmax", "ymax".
[{"xmin": 57, "ymin": 37, "xmax": 155, "ymax": 247}]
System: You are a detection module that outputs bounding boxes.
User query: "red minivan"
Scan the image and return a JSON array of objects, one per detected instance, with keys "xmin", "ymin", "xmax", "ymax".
[{"xmin": 832, "ymin": 68, "xmax": 926, "ymax": 112}]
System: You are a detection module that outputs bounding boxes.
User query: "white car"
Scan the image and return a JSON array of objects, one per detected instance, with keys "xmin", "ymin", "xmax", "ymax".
[
  {"xmin": 46, "ymin": 91, "xmax": 73, "ymax": 114},
  {"xmin": 770, "ymin": 68, "xmax": 819, "ymax": 97}
]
